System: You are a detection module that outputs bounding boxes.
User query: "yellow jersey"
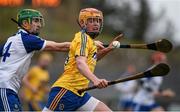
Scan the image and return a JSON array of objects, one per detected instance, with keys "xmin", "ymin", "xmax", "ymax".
[
  {"xmin": 22, "ymin": 66, "xmax": 50, "ymax": 101},
  {"xmin": 52, "ymin": 31, "xmax": 97, "ymax": 96}
]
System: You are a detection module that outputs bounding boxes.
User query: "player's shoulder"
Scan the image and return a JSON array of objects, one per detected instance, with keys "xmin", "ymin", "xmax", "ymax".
[
  {"xmin": 18, "ymin": 29, "xmax": 44, "ymax": 42},
  {"xmin": 74, "ymin": 31, "xmax": 92, "ymax": 42},
  {"xmin": 20, "ymin": 31, "xmax": 41, "ymax": 40},
  {"xmin": 7, "ymin": 31, "xmax": 21, "ymax": 41}
]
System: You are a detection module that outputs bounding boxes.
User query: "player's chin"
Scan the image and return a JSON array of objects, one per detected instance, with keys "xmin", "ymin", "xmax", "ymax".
[
  {"xmin": 36, "ymin": 29, "xmax": 41, "ymax": 32},
  {"xmin": 32, "ymin": 31, "xmax": 40, "ymax": 36},
  {"xmin": 37, "ymin": 28, "xmax": 42, "ymax": 32},
  {"xmin": 89, "ymin": 30, "xmax": 100, "ymax": 35},
  {"xmin": 89, "ymin": 27, "xmax": 99, "ymax": 32}
]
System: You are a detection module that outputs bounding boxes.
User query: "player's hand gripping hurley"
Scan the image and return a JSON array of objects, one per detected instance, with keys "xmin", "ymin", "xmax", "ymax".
[{"xmin": 78, "ymin": 63, "xmax": 170, "ymax": 95}]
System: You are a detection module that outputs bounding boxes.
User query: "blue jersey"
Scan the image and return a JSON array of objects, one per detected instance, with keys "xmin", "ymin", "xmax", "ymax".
[{"xmin": 0, "ymin": 29, "xmax": 46, "ymax": 93}]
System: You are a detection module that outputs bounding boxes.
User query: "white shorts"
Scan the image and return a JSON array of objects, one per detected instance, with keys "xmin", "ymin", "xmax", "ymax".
[{"xmin": 77, "ymin": 96, "xmax": 100, "ymax": 111}]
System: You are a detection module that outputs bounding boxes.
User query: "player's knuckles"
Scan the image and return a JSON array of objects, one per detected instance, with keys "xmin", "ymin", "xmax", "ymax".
[
  {"xmin": 102, "ymin": 79, "xmax": 108, "ymax": 83},
  {"xmin": 97, "ymin": 84, "xmax": 102, "ymax": 88},
  {"xmin": 101, "ymin": 81, "xmax": 107, "ymax": 88},
  {"xmin": 103, "ymin": 82, "xmax": 108, "ymax": 87},
  {"xmin": 102, "ymin": 83, "xmax": 107, "ymax": 88},
  {"xmin": 99, "ymin": 83, "xmax": 104, "ymax": 88}
]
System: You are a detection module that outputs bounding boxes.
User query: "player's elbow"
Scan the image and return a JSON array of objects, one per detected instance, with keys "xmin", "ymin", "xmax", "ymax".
[
  {"xmin": 76, "ymin": 59, "xmax": 84, "ymax": 70},
  {"xmin": 44, "ymin": 41, "xmax": 70, "ymax": 51},
  {"xmin": 76, "ymin": 57, "xmax": 86, "ymax": 70}
]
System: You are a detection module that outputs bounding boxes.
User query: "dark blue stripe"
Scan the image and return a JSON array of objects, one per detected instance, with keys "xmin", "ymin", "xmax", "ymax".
[
  {"xmin": 0, "ymin": 43, "xmax": 5, "ymax": 57},
  {"xmin": 20, "ymin": 32, "xmax": 45, "ymax": 53}
]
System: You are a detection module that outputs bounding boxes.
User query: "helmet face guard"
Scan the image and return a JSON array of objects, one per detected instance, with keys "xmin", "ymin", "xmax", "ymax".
[
  {"xmin": 78, "ymin": 8, "xmax": 103, "ymax": 38},
  {"xmin": 32, "ymin": 16, "xmax": 45, "ymax": 27}
]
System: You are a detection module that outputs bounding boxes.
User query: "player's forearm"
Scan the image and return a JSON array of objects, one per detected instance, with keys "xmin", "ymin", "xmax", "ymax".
[
  {"xmin": 57, "ymin": 42, "xmax": 71, "ymax": 51},
  {"xmin": 76, "ymin": 59, "xmax": 98, "ymax": 82},
  {"xmin": 44, "ymin": 41, "xmax": 70, "ymax": 52},
  {"xmin": 97, "ymin": 47, "xmax": 113, "ymax": 61},
  {"xmin": 53, "ymin": 42, "xmax": 70, "ymax": 52}
]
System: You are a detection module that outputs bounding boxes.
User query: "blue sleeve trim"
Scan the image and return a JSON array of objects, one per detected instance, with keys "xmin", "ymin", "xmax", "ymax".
[
  {"xmin": 20, "ymin": 32, "xmax": 45, "ymax": 53},
  {"xmin": 0, "ymin": 43, "xmax": 5, "ymax": 57}
]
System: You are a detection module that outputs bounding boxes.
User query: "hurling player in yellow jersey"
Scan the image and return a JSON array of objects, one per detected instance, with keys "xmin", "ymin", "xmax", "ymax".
[
  {"xmin": 43, "ymin": 8, "xmax": 123, "ymax": 111},
  {"xmin": 21, "ymin": 52, "xmax": 53, "ymax": 111}
]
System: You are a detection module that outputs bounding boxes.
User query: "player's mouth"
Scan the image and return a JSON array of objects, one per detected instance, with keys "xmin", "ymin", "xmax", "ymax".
[
  {"xmin": 93, "ymin": 27, "xmax": 99, "ymax": 31},
  {"xmin": 36, "ymin": 28, "xmax": 40, "ymax": 31}
]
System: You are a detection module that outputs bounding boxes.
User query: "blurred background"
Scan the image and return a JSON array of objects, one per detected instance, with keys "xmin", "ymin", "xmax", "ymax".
[{"xmin": 0, "ymin": 0, "xmax": 180, "ymax": 110}]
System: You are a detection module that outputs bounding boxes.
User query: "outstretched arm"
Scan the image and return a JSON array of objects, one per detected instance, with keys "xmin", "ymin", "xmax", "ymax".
[{"xmin": 43, "ymin": 41, "xmax": 71, "ymax": 52}]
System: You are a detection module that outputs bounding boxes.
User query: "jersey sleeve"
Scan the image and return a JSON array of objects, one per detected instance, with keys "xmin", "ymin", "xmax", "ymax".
[
  {"xmin": 21, "ymin": 32, "xmax": 46, "ymax": 53},
  {"xmin": 75, "ymin": 33, "xmax": 89, "ymax": 57}
]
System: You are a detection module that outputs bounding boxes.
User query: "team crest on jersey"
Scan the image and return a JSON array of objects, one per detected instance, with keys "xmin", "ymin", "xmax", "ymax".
[
  {"xmin": 59, "ymin": 103, "xmax": 64, "ymax": 110},
  {"xmin": 13, "ymin": 104, "xmax": 19, "ymax": 112},
  {"xmin": 64, "ymin": 56, "xmax": 69, "ymax": 66},
  {"xmin": 92, "ymin": 52, "xmax": 97, "ymax": 60}
]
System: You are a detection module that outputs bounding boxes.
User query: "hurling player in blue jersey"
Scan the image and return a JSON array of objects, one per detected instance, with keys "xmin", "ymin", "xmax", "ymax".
[{"xmin": 0, "ymin": 9, "xmax": 70, "ymax": 111}]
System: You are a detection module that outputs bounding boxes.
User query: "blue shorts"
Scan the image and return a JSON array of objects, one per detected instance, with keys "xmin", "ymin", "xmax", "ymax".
[
  {"xmin": 132, "ymin": 102, "xmax": 160, "ymax": 111},
  {"xmin": 0, "ymin": 88, "xmax": 22, "ymax": 111},
  {"xmin": 45, "ymin": 87, "xmax": 91, "ymax": 111}
]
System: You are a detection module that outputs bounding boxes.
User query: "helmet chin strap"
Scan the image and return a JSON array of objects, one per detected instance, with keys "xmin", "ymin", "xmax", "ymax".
[
  {"xmin": 22, "ymin": 25, "xmax": 40, "ymax": 36},
  {"xmin": 76, "ymin": 19, "xmax": 99, "ymax": 39},
  {"xmin": 86, "ymin": 32, "xmax": 99, "ymax": 39}
]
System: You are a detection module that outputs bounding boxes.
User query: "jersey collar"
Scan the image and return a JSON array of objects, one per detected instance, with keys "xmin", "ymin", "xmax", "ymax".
[{"xmin": 17, "ymin": 29, "xmax": 28, "ymax": 34}]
